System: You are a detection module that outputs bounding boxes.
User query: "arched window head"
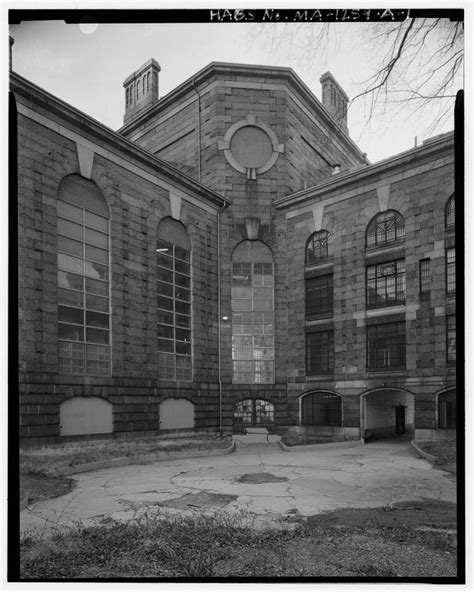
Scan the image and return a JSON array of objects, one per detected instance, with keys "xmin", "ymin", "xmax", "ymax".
[
  {"xmin": 446, "ymin": 195, "xmax": 455, "ymax": 228},
  {"xmin": 56, "ymin": 175, "xmax": 110, "ymax": 377},
  {"xmin": 156, "ymin": 217, "xmax": 192, "ymax": 381},
  {"xmin": 366, "ymin": 210, "xmax": 405, "ymax": 248},
  {"xmin": 305, "ymin": 230, "xmax": 333, "ymax": 264}
]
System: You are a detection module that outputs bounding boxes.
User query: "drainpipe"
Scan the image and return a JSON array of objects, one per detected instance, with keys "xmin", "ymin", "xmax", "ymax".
[
  {"xmin": 217, "ymin": 204, "xmax": 226, "ymax": 438},
  {"xmin": 192, "ymin": 77, "xmax": 202, "ymax": 182}
]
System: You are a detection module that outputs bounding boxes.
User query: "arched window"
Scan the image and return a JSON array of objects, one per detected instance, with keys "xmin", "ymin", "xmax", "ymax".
[
  {"xmin": 147, "ymin": 71, "xmax": 151, "ymax": 92},
  {"xmin": 438, "ymin": 389, "xmax": 456, "ymax": 429},
  {"xmin": 366, "ymin": 210, "xmax": 405, "ymax": 247},
  {"xmin": 156, "ymin": 218, "xmax": 192, "ymax": 381},
  {"xmin": 302, "ymin": 392, "xmax": 342, "ymax": 426},
  {"xmin": 446, "ymin": 195, "xmax": 455, "ymax": 228},
  {"xmin": 232, "ymin": 241, "xmax": 274, "ymax": 384},
  {"xmin": 305, "ymin": 230, "xmax": 333, "ymax": 264},
  {"xmin": 57, "ymin": 175, "xmax": 110, "ymax": 376}
]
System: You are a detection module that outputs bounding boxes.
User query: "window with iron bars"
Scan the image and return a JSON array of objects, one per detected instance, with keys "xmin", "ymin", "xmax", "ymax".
[
  {"xmin": 366, "ymin": 211, "xmax": 405, "ymax": 248},
  {"xmin": 306, "ymin": 331, "xmax": 334, "ymax": 375},
  {"xmin": 305, "ymin": 230, "xmax": 333, "ymax": 264},
  {"xmin": 305, "ymin": 274, "xmax": 333, "ymax": 317},
  {"xmin": 446, "ymin": 248, "xmax": 456, "ymax": 294},
  {"xmin": 366, "ymin": 260, "xmax": 406, "ymax": 308},
  {"xmin": 446, "ymin": 195, "xmax": 455, "ymax": 228},
  {"xmin": 419, "ymin": 259, "xmax": 431, "ymax": 295},
  {"xmin": 447, "ymin": 314, "xmax": 456, "ymax": 363},
  {"xmin": 367, "ymin": 321, "xmax": 405, "ymax": 370}
]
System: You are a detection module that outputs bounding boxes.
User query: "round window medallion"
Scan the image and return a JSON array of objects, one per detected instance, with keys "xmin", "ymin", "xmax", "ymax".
[
  {"xmin": 218, "ymin": 115, "xmax": 284, "ymax": 179},
  {"xmin": 230, "ymin": 126, "xmax": 273, "ymax": 170}
]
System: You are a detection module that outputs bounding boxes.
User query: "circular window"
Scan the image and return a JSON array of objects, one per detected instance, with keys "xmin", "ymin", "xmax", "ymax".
[
  {"xmin": 218, "ymin": 115, "xmax": 284, "ymax": 178},
  {"xmin": 230, "ymin": 126, "xmax": 273, "ymax": 170}
]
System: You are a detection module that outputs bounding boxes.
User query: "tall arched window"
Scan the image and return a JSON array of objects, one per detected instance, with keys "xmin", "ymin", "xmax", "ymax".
[
  {"xmin": 57, "ymin": 175, "xmax": 110, "ymax": 376},
  {"xmin": 305, "ymin": 230, "xmax": 333, "ymax": 264},
  {"xmin": 438, "ymin": 389, "xmax": 456, "ymax": 429},
  {"xmin": 232, "ymin": 241, "xmax": 274, "ymax": 384},
  {"xmin": 366, "ymin": 210, "xmax": 405, "ymax": 247},
  {"xmin": 446, "ymin": 194, "xmax": 455, "ymax": 228},
  {"xmin": 156, "ymin": 218, "xmax": 192, "ymax": 381}
]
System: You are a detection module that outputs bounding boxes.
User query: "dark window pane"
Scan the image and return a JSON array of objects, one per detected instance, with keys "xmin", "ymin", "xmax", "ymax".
[
  {"xmin": 176, "ymin": 341, "xmax": 191, "ymax": 355},
  {"xmin": 85, "ymin": 211, "xmax": 108, "ymax": 232},
  {"xmin": 156, "ymin": 253, "xmax": 173, "ymax": 269},
  {"xmin": 58, "ymin": 323, "xmax": 84, "ymax": 341},
  {"xmin": 157, "ymin": 281, "xmax": 174, "ymax": 298},
  {"xmin": 175, "ymin": 259, "xmax": 190, "ymax": 275},
  {"xmin": 157, "ymin": 295, "xmax": 173, "ymax": 311},
  {"xmin": 58, "ymin": 288, "xmax": 84, "ymax": 308},
  {"xmin": 175, "ymin": 273, "xmax": 190, "ymax": 289},
  {"xmin": 86, "ymin": 311, "xmax": 109, "ymax": 329},
  {"xmin": 157, "ymin": 324, "xmax": 174, "ymax": 339},
  {"xmin": 58, "ymin": 305, "xmax": 83, "ymax": 325},
  {"xmin": 86, "ymin": 294, "xmax": 109, "ymax": 312},
  {"xmin": 86, "ymin": 277, "xmax": 108, "ymax": 296},
  {"xmin": 175, "ymin": 300, "xmax": 191, "ymax": 315},
  {"xmin": 58, "ymin": 236, "xmax": 83, "ymax": 257},
  {"xmin": 157, "ymin": 338, "xmax": 174, "ymax": 353},
  {"xmin": 58, "ymin": 201, "xmax": 82, "ymax": 223},
  {"xmin": 85, "ymin": 244, "xmax": 108, "ymax": 264},
  {"xmin": 157, "ymin": 310, "xmax": 174, "ymax": 325},
  {"xmin": 58, "ymin": 218, "xmax": 83, "ymax": 240},
  {"xmin": 176, "ymin": 314, "xmax": 191, "ymax": 328},
  {"xmin": 85, "ymin": 227, "xmax": 108, "ymax": 248},
  {"xmin": 157, "ymin": 267, "xmax": 173, "ymax": 283},
  {"xmin": 175, "ymin": 245, "xmax": 190, "ymax": 262},
  {"xmin": 86, "ymin": 327, "xmax": 109, "ymax": 344},
  {"xmin": 175, "ymin": 286, "xmax": 191, "ymax": 302}
]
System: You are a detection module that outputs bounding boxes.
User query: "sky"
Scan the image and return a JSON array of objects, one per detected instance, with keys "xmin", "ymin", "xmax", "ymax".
[{"xmin": 8, "ymin": 12, "xmax": 464, "ymax": 163}]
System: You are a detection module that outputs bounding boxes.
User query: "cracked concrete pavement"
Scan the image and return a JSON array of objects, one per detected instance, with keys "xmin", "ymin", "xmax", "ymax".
[{"xmin": 20, "ymin": 438, "xmax": 456, "ymax": 536}]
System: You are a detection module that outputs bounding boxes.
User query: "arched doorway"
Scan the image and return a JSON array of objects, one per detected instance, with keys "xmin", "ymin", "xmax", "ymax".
[
  {"xmin": 362, "ymin": 388, "xmax": 414, "ymax": 440},
  {"xmin": 233, "ymin": 398, "xmax": 274, "ymax": 430}
]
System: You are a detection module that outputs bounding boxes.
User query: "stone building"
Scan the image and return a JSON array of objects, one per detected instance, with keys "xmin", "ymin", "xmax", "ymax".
[{"xmin": 13, "ymin": 57, "xmax": 456, "ymax": 445}]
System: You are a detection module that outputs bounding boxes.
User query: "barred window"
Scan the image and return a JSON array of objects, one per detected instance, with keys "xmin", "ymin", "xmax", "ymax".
[
  {"xmin": 366, "ymin": 211, "xmax": 405, "ymax": 248},
  {"xmin": 438, "ymin": 390, "xmax": 456, "ymax": 429},
  {"xmin": 367, "ymin": 322, "xmax": 405, "ymax": 370},
  {"xmin": 232, "ymin": 241, "xmax": 274, "ymax": 384},
  {"xmin": 306, "ymin": 274, "xmax": 333, "ymax": 317},
  {"xmin": 306, "ymin": 331, "xmax": 334, "ymax": 375},
  {"xmin": 447, "ymin": 314, "xmax": 456, "ymax": 363},
  {"xmin": 446, "ymin": 195, "xmax": 455, "ymax": 228},
  {"xmin": 302, "ymin": 392, "xmax": 341, "ymax": 426},
  {"xmin": 305, "ymin": 230, "xmax": 333, "ymax": 264},
  {"xmin": 419, "ymin": 259, "xmax": 431, "ymax": 294},
  {"xmin": 366, "ymin": 260, "xmax": 406, "ymax": 308},
  {"xmin": 57, "ymin": 175, "xmax": 110, "ymax": 377},
  {"xmin": 156, "ymin": 218, "xmax": 192, "ymax": 381},
  {"xmin": 446, "ymin": 248, "xmax": 456, "ymax": 294}
]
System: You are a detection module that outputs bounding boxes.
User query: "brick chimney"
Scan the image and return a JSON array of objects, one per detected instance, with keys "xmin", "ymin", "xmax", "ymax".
[
  {"xmin": 123, "ymin": 58, "xmax": 161, "ymax": 125},
  {"xmin": 320, "ymin": 72, "xmax": 349, "ymax": 134}
]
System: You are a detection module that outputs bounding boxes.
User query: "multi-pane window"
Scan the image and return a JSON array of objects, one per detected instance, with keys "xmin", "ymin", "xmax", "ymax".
[
  {"xmin": 446, "ymin": 195, "xmax": 455, "ymax": 228},
  {"xmin": 447, "ymin": 314, "xmax": 456, "ymax": 363},
  {"xmin": 156, "ymin": 219, "xmax": 192, "ymax": 381},
  {"xmin": 302, "ymin": 392, "xmax": 341, "ymax": 426},
  {"xmin": 366, "ymin": 260, "xmax": 406, "ymax": 308},
  {"xmin": 232, "ymin": 241, "xmax": 274, "ymax": 384},
  {"xmin": 367, "ymin": 322, "xmax": 405, "ymax": 370},
  {"xmin": 305, "ymin": 274, "xmax": 333, "ymax": 317},
  {"xmin": 305, "ymin": 230, "xmax": 333, "ymax": 264},
  {"xmin": 366, "ymin": 210, "xmax": 405, "ymax": 247},
  {"xmin": 446, "ymin": 248, "xmax": 456, "ymax": 294},
  {"xmin": 306, "ymin": 330, "xmax": 334, "ymax": 375},
  {"xmin": 57, "ymin": 180, "xmax": 110, "ymax": 376},
  {"xmin": 419, "ymin": 259, "xmax": 431, "ymax": 294}
]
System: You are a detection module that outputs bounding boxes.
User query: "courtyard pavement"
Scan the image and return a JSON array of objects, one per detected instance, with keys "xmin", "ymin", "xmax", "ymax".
[{"xmin": 20, "ymin": 436, "xmax": 456, "ymax": 536}]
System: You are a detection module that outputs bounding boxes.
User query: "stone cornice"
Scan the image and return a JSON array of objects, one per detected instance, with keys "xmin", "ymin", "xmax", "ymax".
[
  {"xmin": 10, "ymin": 71, "xmax": 230, "ymax": 210},
  {"xmin": 118, "ymin": 62, "xmax": 368, "ymax": 164},
  {"xmin": 275, "ymin": 131, "xmax": 455, "ymax": 210}
]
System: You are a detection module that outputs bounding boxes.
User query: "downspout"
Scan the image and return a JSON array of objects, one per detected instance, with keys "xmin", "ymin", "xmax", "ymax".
[
  {"xmin": 192, "ymin": 78, "xmax": 202, "ymax": 182},
  {"xmin": 217, "ymin": 203, "xmax": 227, "ymax": 438}
]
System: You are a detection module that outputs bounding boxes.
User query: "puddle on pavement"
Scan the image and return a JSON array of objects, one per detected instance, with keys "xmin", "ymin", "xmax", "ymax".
[
  {"xmin": 237, "ymin": 472, "xmax": 288, "ymax": 484},
  {"xmin": 159, "ymin": 491, "xmax": 237, "ymax": 510}
]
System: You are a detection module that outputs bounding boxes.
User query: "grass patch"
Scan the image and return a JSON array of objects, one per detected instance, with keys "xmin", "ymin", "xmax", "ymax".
[
  {"xmin": 417, "ymin": 440, "xmax": 456, "ymax": 474},
  {"xmin": 20, "ymin": 501, "xmax": 457, "ymax": 579},
  {"xmin": 20, "ymin": 435, "xmax": 232, "ymax": 475},
  {"xmin": 281, "ymin": 432, "xmax": 346, "ymax": 447}
]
